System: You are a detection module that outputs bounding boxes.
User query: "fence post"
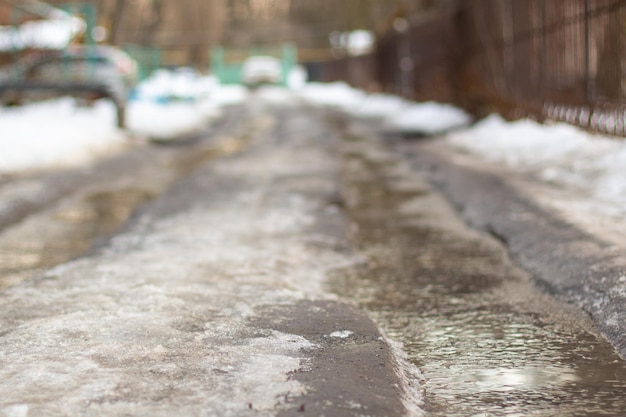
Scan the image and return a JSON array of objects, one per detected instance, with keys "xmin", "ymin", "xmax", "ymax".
[
  {"xmin": 394, "ymin": 18, "xmax": 413, "ymax": 99},
  {"xmin": 503, "ymin": 0, "xmax": 514, "ymax": 97},
  {"xmin": 584, "ymin": 0, "xmax": 592, "ymax": 105},
  {"xmin": 539, "ymin": 1, "xmax": 547, "ymax": 102}
]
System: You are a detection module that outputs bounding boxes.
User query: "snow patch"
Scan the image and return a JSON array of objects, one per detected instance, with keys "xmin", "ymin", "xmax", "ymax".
[
  {"xmin": 383, "ymin": 101, "xmax": 472, "ymax": 135},
  {"xmin": 297, "ymin": 82, "xmax": 366, "ymax": 110},
  {"xmin": 447, "ymin": 114, "xmax": 626, "ymax": 220},
  {"xmin": 327, "ymin": 330, "xmax": 354, "ymax": 339},
  {"xmin": 0, "ymin": 98, "xmax": 126, "ymax": 173},
  {"xmin": 126, "ymin": 100, "xmax": 216, "ymax": 140},
  {"xmin": 353, "ymin": 93, "xmax": 410, "ymax": 119}
]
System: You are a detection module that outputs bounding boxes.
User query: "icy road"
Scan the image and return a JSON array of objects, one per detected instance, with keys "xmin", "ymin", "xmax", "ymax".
[{"xmin": 1, "ymin": 91, "xmax": 626, "ymax": 416}]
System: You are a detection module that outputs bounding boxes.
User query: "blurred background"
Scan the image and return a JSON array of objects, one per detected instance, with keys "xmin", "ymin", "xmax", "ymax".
[
  {"xmin": 0, "ymin": 0, "xmax": 442, "ymax": 78},
  {"xmin": 1, "ymin": 0, "xmax": 625, "ymax": 136}
]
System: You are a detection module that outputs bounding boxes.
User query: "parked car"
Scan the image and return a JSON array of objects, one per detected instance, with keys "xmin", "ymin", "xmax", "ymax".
[
  {"xmin": 241, "ymin": 56, "xmax": 282, "ymax": 86},
  {"xmin": 0, "ymin": 45, "xmax": 138, "ymax": 127}
]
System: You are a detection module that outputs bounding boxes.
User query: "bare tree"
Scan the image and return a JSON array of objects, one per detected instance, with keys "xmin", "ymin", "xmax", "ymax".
[{"xmin": 108, "ymin": 0, "xmax": 128, "ymax": 45}]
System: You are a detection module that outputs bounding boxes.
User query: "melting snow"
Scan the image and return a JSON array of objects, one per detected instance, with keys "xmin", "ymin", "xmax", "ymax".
[
  {"xmin": 383, "ymin": 101, "xmax": 472, "ymax": 135},
  {"xmin": 0, "ymin": 107, "xmax": 352, "ymax": 414},
  {"xmin": 328, "ymin": 330, "xmax": 354, "ymax": 339},
  {"xmin": 446, "ymin": 114, "xmax": 626, "ymax": 223},
  {"xmin": 0, "ymin": 98, "xmax": 126, "ymax": 173}
]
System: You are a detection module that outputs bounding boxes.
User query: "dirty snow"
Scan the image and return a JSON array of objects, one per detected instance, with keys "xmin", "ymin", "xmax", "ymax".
[
  {"xmin": 0, "ymin": 72, "xmax": 248, "ymax": 173},
  {"xmin": 0, "ymin": 109, "xmax": 355, "ymax": 415},
  {"xmin": 3, "ymin": 77, "xmax": 624, "ymax": 247},
  {"xmin": 444, "ymin": 115, "xmax": 626, "ymax": 243}
]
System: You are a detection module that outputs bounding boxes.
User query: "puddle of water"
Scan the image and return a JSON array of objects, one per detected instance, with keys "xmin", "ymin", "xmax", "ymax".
[
  {"xmin": 0, "ymin": 116, "xmax": 260, "ymax": 291},
  {"xmin": 0, "ymin": 188, "xmax": 155, "ymax": 290},
  {"xmin": 334, "ymin": 139, "xmax": 626, "ymax": 416}
]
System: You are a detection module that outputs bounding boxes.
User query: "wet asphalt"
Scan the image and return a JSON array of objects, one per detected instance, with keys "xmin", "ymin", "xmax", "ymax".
[
  {"xmin": 397, "ymin": 141, "xmax": 626, "ymax": 359},
  {"xmin": 0, "ymin": 96, "xmax": 625, "ymax": 416},
  {"xmin": 334, "ymin": 116, "xmax": 626, "ymax": 416}
]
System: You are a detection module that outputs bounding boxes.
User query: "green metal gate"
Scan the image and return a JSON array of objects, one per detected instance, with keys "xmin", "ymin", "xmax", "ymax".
[{"xmin": 210, "ymin": 44, "xmax": 297, "ymax": 86}]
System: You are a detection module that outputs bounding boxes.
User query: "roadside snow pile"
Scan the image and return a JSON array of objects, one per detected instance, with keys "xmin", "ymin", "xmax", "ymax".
[
  {"xmin": 352, "ymin": 93, "xmax": 409, "ymax": 118},
  {"xmin": 0, "ymin": 98, "xmax": 126, "ymax": 173},
  {"xmin": 132, "ymin": 69, "xmax": 218, "ymax": 102},
  {"xmin": 0, "ymin": 72, "xmax": 250, "ymax": 172},
  {"xmin": 448, "ymin": 115, "xmax": 595, "ymax": 167},
  {"xmin": 297, "ymin": 83, "xmax": 469, "ymax": 133},
  {"xmin": 128, "ymin": 70, "xmax": 248, "ymax": 140},
  {"xmin": 448, "ymin": 114, "xmax": 626, "ymax": 217},
  {"xmin": 383, "ymin": 102, "xmax": 472, "ymax": 135},
  {"xmin": 298, "ymin": 82, "xmax": 365, "ymax": 109},
  {"xmin": 297, "ymin": 83, "xmax": 413, "ymax": 119},
  {"xmin": 127, "ymin": 101, "xmax": 218, "ymax": 141}
]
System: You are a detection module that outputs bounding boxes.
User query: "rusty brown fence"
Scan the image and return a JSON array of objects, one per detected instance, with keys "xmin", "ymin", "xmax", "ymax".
[{"xmin": 322, "ymin": 0, "xmax": 626, "ymax": 136}]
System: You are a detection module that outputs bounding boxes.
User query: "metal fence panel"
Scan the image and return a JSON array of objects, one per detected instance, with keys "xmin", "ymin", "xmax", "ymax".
[{"xmin": 322, "ymin": 0, "xmax": 626, "ymax": 137}]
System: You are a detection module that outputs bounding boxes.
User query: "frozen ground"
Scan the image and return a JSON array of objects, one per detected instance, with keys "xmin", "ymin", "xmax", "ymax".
[
  {"xmin": 1, "ymin": 78, "xmax": 624, "ymax": 243},
  {"xmin": 0, "ymin": 99, "xmax": 422, "ymax": 416},
  {"xmin": 1, "ymin": 77, "xmax": 625, "ymax": 415}
]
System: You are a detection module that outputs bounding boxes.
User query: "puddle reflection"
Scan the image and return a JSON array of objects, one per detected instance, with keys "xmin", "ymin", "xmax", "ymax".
[
  {"xmin": 335, "ymin": 145, "xmax": 626, "ymax": 416},
  {"xmin": 361, "ymin": 271, "xmax": 626, "ymax": 416},
  {"xmin": 0, "ymin": 188, "xmax": 154, "ymax": 290}
]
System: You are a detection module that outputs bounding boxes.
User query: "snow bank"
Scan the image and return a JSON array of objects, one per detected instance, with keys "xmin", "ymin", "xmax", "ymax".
[
  {"xmin": 208, "ymin": 84, "xmax": 249, "ymax": 107},
  {"xmin": 0, "ymin": 98, "xmax": 126, "ymax": 173},
  {"xmin": 296, "ymin": 84, "xmax": 468, "ymax": 133},
  {"xmin": 126, "ymin": 100, "xmax": 218, "ymax": 140},
  {"xmin": 128, "ymin": 70, "xmax": 247, "ymax": 140},
  {"xmin": 297, "ymin": 83, "xmax": 411, "ymax": 119},
  {"xmin": 298, "ymin": 82, "xmax": 366, "ymax": 109},
  {"xmin": 383, "ymin": 102, "xmax": 472, "ymax": 135},
  {"xmin": 448, "ymin": 114, "xmax": 626, "ymax": 217},
  {"xmin": 352, "ymin": 93, "xmax": 409, "ymax": 119},
  {"xmin": 0, "ymin": 71, "xmax": 253, "ymax": 173},
  {"xmin": 127, "ymin": 83, "xmax": 248, "ymax": 141}
]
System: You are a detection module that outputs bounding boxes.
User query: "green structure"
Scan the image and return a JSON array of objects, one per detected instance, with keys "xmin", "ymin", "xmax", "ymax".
[
  {"xmin": 61, "ymin": 4, "xmax": 161, "ymax": 82},
  {"xmin": 210, "ymin": 44, "xmax": 297, "ymax": 86}
]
